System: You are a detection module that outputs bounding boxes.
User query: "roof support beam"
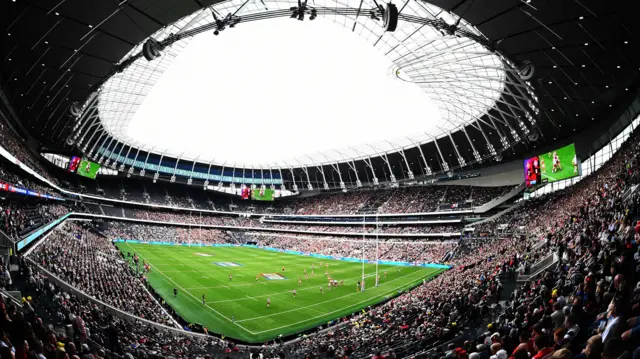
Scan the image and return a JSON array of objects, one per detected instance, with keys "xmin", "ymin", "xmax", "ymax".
[
  {"xmin": 139, "ymin": 146, "xmax": 155, "ymax": 177},
  {"xmin": 154, "ymin": 150, "xmax": 167, "ymax": 183},
  {"xmin": 171, "ymin": 153, "xmax": 184, "ymax": 182},
  {"xmin": 430, "ymin": 136, "xmax": 449, "ymax": 172},
  {"xmin": 203, "ymin": 161, "xmax": 214, "ymax": 187},
  {"xmin": 128, "ymin": 146, "xmax": 142, "ymax": 176},
  {"xmin": 311, "ymin": 159, "xmax": 329, "ymax": 190},
  {"xmin": 187, "ymin": 156, "xmax": 199, "ymax": 185},
  {"xmin": 447, "ymin": 131, "xmax": 466, "ymax": 167},
  {"xmin": 407, "ymin": 138, "xmax": 432, "ymax": 176},
  {"xmin": 369, "ymin": 145, "xmax": 395, "ymax": 183},
  {"xmin": 386, "ymin": 141, "xmax": 413, "ymax": 179}
]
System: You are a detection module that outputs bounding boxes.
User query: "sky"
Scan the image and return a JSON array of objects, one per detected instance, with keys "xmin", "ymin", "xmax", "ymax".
[{"xmin": 127, "ymin": 17, "xmax": 441, "ymax": 166}]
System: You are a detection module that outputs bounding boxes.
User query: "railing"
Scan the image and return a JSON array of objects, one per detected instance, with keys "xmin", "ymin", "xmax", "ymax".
[
  {"xmin": 0, "ymin": 287, "xmax": 22, "ymax": 307},
  {"xmin": 261, "ymin": 218, "xmax": 463, "ymax": 226},
  {"xmin": 517, "ymin": 252, "xmax": 557, "ymax": 282},
  {"xmin": 0, "ymin": 228, "xmax": 14, "ymax": 248},
  {"xmin": 75, "ymin": 212, "xmax": 463, "ymax": 238},
  {"xmin": 473, "ymin": 182, "xmax": 525, "ymax": 214},
  {"xmin": 467, "ymin": 200, "xmax": 524, "ymax": 227}
]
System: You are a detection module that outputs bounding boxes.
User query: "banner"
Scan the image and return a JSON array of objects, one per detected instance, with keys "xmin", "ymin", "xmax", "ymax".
[
  {"xmin": 0, "ymin": 181, "xmax": 65, "ymax": 201},
  {"xmin": 16, "ymin": 213, "xmax": 71, "ymax": 251}
]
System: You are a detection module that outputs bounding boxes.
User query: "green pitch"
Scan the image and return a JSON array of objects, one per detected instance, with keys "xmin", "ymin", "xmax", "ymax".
[
  {"xmin": 115, "ymin": 243, "xmax": 445, "ymax": 343},
  {"xmin": 540, "ymin": 143, "xmax": 579, "ymax": 183}
]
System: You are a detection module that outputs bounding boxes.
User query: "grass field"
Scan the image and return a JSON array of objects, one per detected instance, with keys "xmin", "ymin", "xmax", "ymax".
[
  {"xmin": 115, "ymin": 242, "xmax": 445, "ymax": 343},
  {"xmin": 540, "ymin": 143, "xmax": 579, "ymax": 183}
]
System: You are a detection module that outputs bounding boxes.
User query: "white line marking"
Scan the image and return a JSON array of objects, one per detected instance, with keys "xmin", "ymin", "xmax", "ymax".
[
  {"xmin": 244, "ymin": 273, "xmax": 436, "ymax": 335},
  {"xmin": 234, "ymin": 269, "xmax": 422, "ymax": 323},
  {"xmin": 126, "ymin": 243, "xmax": 446, "ymax": 338},
  {"xmin": 245, "ymin": 295, "xmax": 258, "ymax": 301},
  {"xmin": 207, "ymin": 272, "xmax": 383, "ymax": 304},
  {"xmin": 184, "ymin": 282, "xmax": 269, "ymax": 290},
  {"xmin": 123, "ymin": 243, "xmax": 256, "ymax": 335}
]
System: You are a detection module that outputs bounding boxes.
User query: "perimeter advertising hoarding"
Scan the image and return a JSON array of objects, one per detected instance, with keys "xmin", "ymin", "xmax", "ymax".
[
  {"xmin": 77, "ymin": 159, "xmax": 101, "ymax": 179},
  {"xmin": 524, "ymin": 143, "xmax": 581, "ymax": 187},
  {"xmin": 0, "ymin": 181, "xmax": 64, "ymax": 200},
  {"xmin": 16, "ymin": 214, "xmax": 71, "ymax": 251}
]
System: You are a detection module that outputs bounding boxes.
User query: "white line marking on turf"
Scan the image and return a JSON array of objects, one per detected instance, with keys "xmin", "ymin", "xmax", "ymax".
[
  {"xmin": 208, "ymin": 271, "xmax": 383, "ymax": 304},
  {"xmin": 123, "ymin": 243, "xmax": 257, "ymax": 335},
  {"xmin": 183, "ymin": 268, "xmax": 366, "ymax": 291},
  {"xmin": 184, "ymin": 282, "xmax": 269, "ymax": 290},
  {"xmin": 242, "ymin": 272, "xmax": 439, "ymax": 335},
  {"xmin": 125, "ymin": 243, "xmax": 444, "ymax": 337},
  {"xmin": 234, "ymin": 269, "xmax": 421, "ymax": 323},
  {"xmin": 245, "ymin": 295, "xmax": 258, "ymax": 301}
]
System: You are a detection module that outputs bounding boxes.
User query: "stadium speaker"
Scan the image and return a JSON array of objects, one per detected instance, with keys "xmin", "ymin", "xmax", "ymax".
[
  {"xmin": 142, "ymin": 38, "xmax": 163, "ymax": 62},
  {"xmin": 516, "ymin": 60, "xmax": 535, "ymax": 81},
  {"xmin": 383, "ymin": 3, "xmax": 398, "ymax": 32},
  {"xmin": 70, "ymin": 103, "xmax": 82, "ymax": 117},
  {"xmin": 527, "ymin": 131, "xmax": 539, "ymax": 142}
]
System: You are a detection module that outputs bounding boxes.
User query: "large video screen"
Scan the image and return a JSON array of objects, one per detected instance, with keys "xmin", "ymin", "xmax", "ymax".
[
  {"xmin": 68, "ymin": 156, "xmax": 81, "ymax": 173},
  {"xmin": 77, "ymin": 159, "xmax": 101, "ymax": 179},
  {"xmin": 525, "ymin": 143, "xmax": 580, "ymax": 187},
  {"xmin": 252, "ymin": 188, "xmax": 275, "ymax": 201}
]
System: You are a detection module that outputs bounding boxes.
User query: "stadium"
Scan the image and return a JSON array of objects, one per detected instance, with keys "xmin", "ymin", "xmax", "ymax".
[{"xmin": 0, "ymin": 0, "xmax": 640, "ymax": 358}]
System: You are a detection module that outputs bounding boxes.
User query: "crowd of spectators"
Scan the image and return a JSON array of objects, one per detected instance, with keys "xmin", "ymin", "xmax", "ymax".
[
  {"xmin": 0, "ymin": 121, "xmax": 59, "ymax": 185},
  {"xmin": 81, "ymin": 179, "xmax": 511, "ymax": 217},
  {"xmin": 419, "ymin": 128, "xmax": 640, "ymax": 359},
  {"xmin": 127, "ymin": 209, "xmax": 461, "ymax": 236},
  {"xmin": 286, "ymin": 233, "xmax": 520, "ymax": 358},
  {"xmin": 261, "ymin": 222, "xmax": 461, "ymax": 235},
  {"xmin": 251, "ymin": 234, "xmax": 456, "ymax": 264},
  {"xmin": 3, "ymin": 119, "xmax": 640, "ymax": 359},
  {"xmin": 3, "ymin": 259, "xmax": 247, "ymax": 359},
  {"xmin": 274, "ymin": 185, "xmax": 511, "ymax": 215},
  {"xmin": 30, "ymin": 223, "xmax": 174, "ymax": 326},
  {"xmin": 11, "ymin": 119, "xmax": 633, "ymax": 359},
  {"xmin": 0, "ymin": 199, "xmax": 68, "ymax": 240},
  {"xmin": 0, "ymin": 161, "xmax": 61, "ymax": 197},
  {"xmin": 102, "ymin": 222, "xmax": 456, "ymax": 264},
  {"xmin": 106, "ymin": 222, "xmax": 235, "ymax": 244},
  {"xmin": 468, "ymin": 186, "xmax": 512, "ymax": 207}
]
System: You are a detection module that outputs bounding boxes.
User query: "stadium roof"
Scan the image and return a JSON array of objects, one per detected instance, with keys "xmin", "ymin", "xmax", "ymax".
[
  {"xmin": 98, "ymin": 0, "xmax": 505, "ymax": 167},
  {"xmin": 1, "ymin": 0, "xmax": 639, "ymax": 185}
]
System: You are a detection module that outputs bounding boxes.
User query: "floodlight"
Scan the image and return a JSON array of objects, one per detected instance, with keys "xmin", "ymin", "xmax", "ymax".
[
  {"xmin": 383, "ymin": 3, "xmax": 398, "ymax": 32},
  {"xmin": 517, "ymin": 60, "xmax": 535, "ymax": 80},
  {"xmin": 142, "ymin": 38, "xmax": 163, "ymax": 62}
]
